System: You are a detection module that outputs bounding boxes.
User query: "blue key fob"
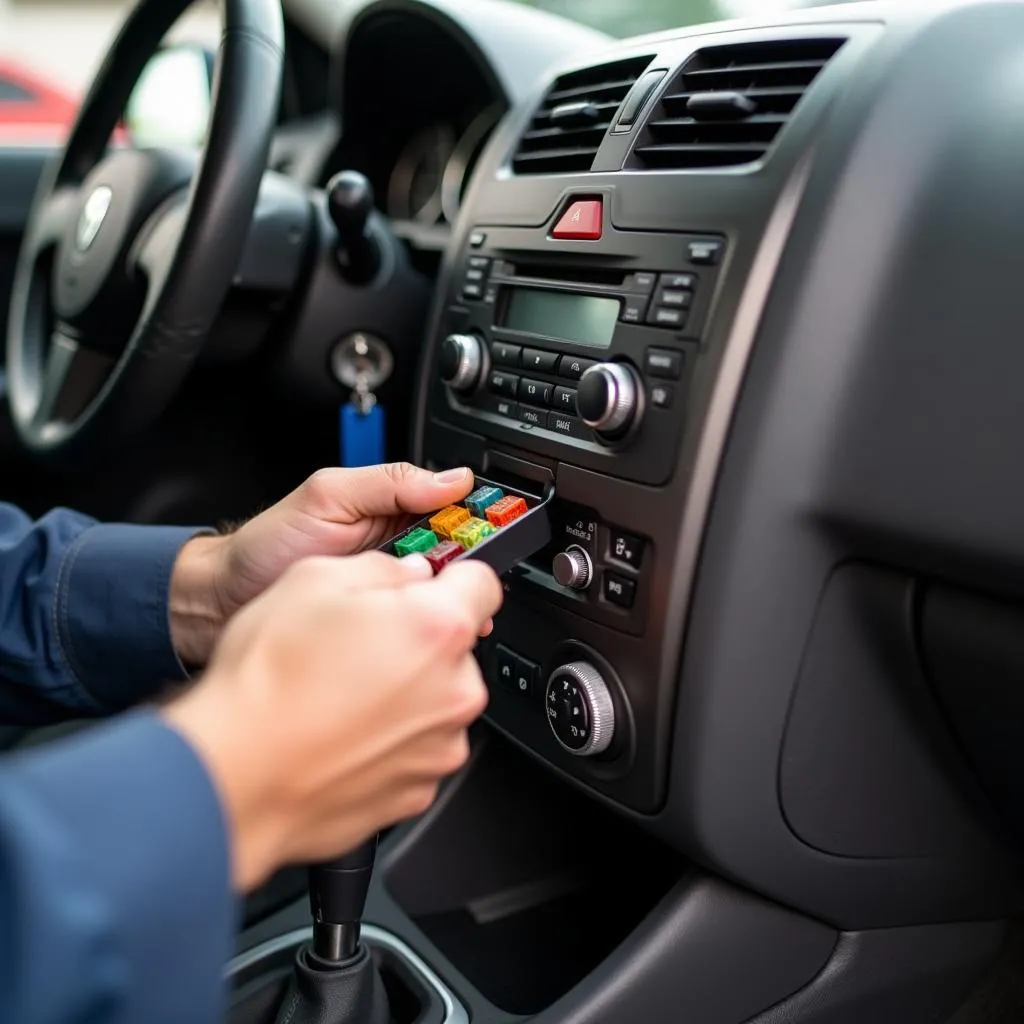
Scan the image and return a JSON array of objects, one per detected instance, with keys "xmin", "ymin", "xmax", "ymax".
[{"xmin": 340, "ymin": 401, "xmax": 385, "ymax": 467}]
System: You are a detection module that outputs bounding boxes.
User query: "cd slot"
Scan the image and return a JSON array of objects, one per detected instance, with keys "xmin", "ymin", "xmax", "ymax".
[{"xmin": 504, "ymin": 261, "xmax": 627, "ymax": 287}]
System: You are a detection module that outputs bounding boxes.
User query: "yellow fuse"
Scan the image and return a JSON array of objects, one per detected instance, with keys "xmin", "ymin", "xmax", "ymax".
[
  {"xmin": 452, "ymin": 517, "xmax": 496, "ymax": 550},
  {"xmin": 429, "ymin": 505, "xmax": 470, "ymax": 540}
]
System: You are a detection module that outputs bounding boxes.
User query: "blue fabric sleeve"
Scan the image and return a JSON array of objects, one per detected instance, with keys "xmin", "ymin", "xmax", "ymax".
[
  {"xmin": 0, "ymin": 712, "xmax": 236, "ymax": 1024},
  {"xmin": 0, "ymin": 503, "xmax": 209, "ymax": 722}
]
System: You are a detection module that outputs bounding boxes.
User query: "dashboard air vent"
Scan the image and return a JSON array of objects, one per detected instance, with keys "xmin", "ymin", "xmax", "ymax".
[
  {"xmin": 634, "ymin": 38, "xmax": 845, "ymax": 170},
  {"xmin": 512, "ymin": 55, "xmax": 653, "ymax": 175}
]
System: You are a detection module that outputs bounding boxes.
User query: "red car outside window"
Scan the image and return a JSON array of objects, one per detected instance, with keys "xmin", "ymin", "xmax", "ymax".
[{"xmin": 0, "ymin": 58, "xmax": 78, "ymax": 144}]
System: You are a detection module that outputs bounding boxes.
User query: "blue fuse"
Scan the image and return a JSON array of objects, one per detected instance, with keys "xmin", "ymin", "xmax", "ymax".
[{"xmin": 465, "ymin": 485, "xmax": 503, "ymax": 519}]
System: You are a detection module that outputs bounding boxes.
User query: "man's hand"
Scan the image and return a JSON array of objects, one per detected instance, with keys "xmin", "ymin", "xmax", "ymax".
[
  {"xmin": 162, "ymin": 551, "xmax": 502, "ymax": 892},
  {"xmin": 169, "ymin": 463, "xmax": 475, "ymax": 667}
]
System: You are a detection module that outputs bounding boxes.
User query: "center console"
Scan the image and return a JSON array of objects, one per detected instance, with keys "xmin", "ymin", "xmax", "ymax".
[
  {"xmin": 419, "ymin": 203, "xmax": 730, "ymax": 813},
  {"xmin": 411, "ymin": 22, "xmax": 858, "ymax": 813}
]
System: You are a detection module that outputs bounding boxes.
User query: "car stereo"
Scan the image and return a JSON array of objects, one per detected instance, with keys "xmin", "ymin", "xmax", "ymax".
[{"xmin": 428, "ymin": 206, "xmax": 726, "ymax": 488}]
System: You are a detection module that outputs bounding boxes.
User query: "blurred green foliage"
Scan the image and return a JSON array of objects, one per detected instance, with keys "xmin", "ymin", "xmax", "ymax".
[{"xmin": 512, "ymin": 0, "xmax": 726, "ymax": 38}]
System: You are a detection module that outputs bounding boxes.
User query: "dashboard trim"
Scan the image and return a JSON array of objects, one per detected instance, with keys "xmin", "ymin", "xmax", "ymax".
[{"xmin": 667, "ymin": 150, "xmax": 814, "ymax": 690}]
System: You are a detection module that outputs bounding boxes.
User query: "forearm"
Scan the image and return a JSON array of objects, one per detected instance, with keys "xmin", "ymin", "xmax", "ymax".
[
  {"xmin": 169, "ymin": 535, "xmax": 229, "ymax": 670},
  {"xmin": 0, "ymin": 714, "xmax": 236, "ymax": 1024},
  {"xmin": 0, "ymin": 503, "xmax": 212, "ymax": 721}
]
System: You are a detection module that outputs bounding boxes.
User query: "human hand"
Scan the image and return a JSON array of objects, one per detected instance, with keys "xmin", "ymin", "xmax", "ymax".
[
  {"xmin": 169, "ymin": 463, "xmax": 477, "ymax": 666},
  {"xmin": 162, "ymin": 550, "xmax": 503, "ymax": 892}
]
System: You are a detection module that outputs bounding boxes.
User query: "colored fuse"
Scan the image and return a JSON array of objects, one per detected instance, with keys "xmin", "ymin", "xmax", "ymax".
[
  {"xmin": 429, "ymin": 504, "xmax": 471, "ymax": 540},
  {"xmin": 424, "ymin": 540, "xmax": 463, "ymax": 574},
  {"xmin": 465, "ymin": 486, "xmax": 504, "ymax": 519},
  {"xmin": 394, "ymin": 527, "xmax": 439, "ymax": 557},
  {"xmin": 452, "ymin": 517, "xmax": 497, "ymax": 550},
  {"xmin": 485, "ymin": 495, "xmax": 528, "ymax": 529}
]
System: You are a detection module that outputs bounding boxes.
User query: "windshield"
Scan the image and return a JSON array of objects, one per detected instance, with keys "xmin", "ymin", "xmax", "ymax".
[{"xmin": 514, "ymin": 0, "xmax": 854, "ymax": 38}]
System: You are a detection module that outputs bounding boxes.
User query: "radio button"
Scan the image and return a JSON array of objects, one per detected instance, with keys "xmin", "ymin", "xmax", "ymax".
[
  {"xmin": 478, "ymin": 394, "xmax": 518, "ymax": 419},
  {"xmin": 687, "ymin": 238, "xmax": 724, "ymax": 265},
  {"xmin": 621, "ymin": 296, "xmax": 648, "ymax": 324},
  {"xmin": 650, "ymin": 383, "xmax": 674, "ymax": 409},
  {"xmin": 644, "ymin": 348, "xmax": 683, "ymax": 379},
  {"xmin": 658, "ymin": 272, "xmax": 696, "ymax": 291},
  {"xmin": 650, "ymin": 307, "xmax": 686, "ymax": 329},
  {"xmin": 519, "ymin": 378, "xmax": 553, "ymax": 406},
  {"xmin": 658, "ymin": 289, "xmax": 691, "ymax": 308},
  {"xmin": 559, "ymin": 356, "xmax": 598, "ymax": 381},
  {"xmin": 603, "ymin": 571, "xmax": 637, "ymax": 609},
  {"xmin": 521, "ymin": 348, "xmax": 559, "ymax": 374},
  {"xmin": 518, "ymin": 405, "xmax": 545, "ymax": 427},
  {"xmin": 552, "ymin": 386, "xmax": 578, "ymax": 413},
  {"xmin": 489, "ymin": 370, "xmax": 519, "ymax": 397},
  {"xmin": 491, "ymin": 341, "xmax": 522, "ymax": 366},
  {"xmin": 547, "ymin": 411, "xmax": 589, "ymax": 440},
  {"xmin": 627, "ymin": 271, "xmax": 657, "ymax": 293}
]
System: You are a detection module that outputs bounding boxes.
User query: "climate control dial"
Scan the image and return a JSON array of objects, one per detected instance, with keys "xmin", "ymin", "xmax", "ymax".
[
  {"xmin": 576, "ymin": 362, "xmax": 641, "ymax": 436},
  {"xmin": 439, "ymin": 333, "xmax": 486, "ymax": 393},
  {"xmin": 545, "ymin": 661, "xmax": 615, "ymax": 757}
]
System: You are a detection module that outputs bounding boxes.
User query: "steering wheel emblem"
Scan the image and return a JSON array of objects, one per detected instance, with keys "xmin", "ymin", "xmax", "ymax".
[{"xmin": 75, "ymin": 186, "xmax": 113, "ymax": 253}]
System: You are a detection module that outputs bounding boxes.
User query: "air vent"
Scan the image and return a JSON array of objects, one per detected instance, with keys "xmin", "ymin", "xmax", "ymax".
[
  {"xmin": 512, "ymin": 55, "xmax": 653, "ymax": 175},
  {"xmin": 634, "ymin": 37, "xmax": 845, "ymax": 170}
]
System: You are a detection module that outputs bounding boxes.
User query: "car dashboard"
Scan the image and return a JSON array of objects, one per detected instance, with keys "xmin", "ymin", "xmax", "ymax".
[{"xmin": 233, "ymin": 1, "xmax": 1024, "ymax": 1023}]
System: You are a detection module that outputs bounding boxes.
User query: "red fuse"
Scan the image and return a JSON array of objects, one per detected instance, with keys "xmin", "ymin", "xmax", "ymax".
[
  {"xmin": 424, "ymin": 539, "xmax": 463, "ymax": 574},
  {"xmin": 486, "ymin": 495, "xmax": 528, "ymax": 528}
]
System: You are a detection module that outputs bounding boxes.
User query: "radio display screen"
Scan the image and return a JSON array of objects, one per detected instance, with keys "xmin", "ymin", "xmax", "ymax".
[{"xmin": 502, "ymin": 288, "xmax": 620, "ymax": 348}]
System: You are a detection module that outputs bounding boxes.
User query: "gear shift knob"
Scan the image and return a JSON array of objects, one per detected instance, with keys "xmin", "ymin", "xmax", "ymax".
[
  {"xmin": 309, "ymin": 834, "xmax": 379, "ymax": 964},
  {"xmin": 325, "ymin": 171, "xmax": 379, "ymax": 283}
]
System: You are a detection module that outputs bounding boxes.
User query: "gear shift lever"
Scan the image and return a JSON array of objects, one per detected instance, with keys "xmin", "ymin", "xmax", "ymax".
[
  {"xmin": 325, "ymin": 171, "xmax": 380, "ymax": 284},
  {"xmin": 273, "ymin": 835, "xmax": 389, "ymax": 1024},
  {"xmin": 309, "ymin": 836, "xmax": 378, "ymax": 963}
]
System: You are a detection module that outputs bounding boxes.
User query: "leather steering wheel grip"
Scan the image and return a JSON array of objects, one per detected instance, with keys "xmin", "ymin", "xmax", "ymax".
[{"xmin": 4, "ymin": 0, "xmax": 284, "ymax": 461}]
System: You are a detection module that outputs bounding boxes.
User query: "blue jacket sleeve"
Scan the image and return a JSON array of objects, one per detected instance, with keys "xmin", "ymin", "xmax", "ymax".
[
  {"xmin": 0, "ymin": 503, "xmax": 209, "ymax": 724},
  {"xmin": 0, "ymin": 712, "xmax": 236, "ymax": 1024}
]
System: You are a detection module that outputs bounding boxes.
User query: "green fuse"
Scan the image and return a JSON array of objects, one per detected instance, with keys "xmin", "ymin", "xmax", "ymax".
[
  {"xmin": 465, "ymin": 486, "xmax": 503, "ymax": 519},
  {"xmin": 395, "ymin": 527, "xmax": 439, "ymax": 557},
  {"xmin": 452, "ymin": 518, "xmax": 496, "ymax": 550}
]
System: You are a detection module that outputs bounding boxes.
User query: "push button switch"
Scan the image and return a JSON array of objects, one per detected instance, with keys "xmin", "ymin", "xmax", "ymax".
[
  {"xmin": 687, "ymin": 238, "xmax": 724, "ymax": 265},
  {"xmin": 552, "ymin": 386, "xmax": 578, "ymax": 413},
  {"xmin": 489, "ymin": 370, "xmax": 519, "ymax": 397},
  {"xmin": 559, "ymin": 356, "xmax": 598, "ymax": 381},
  {"xmin": 491, "ymin": 341, "xmax": 522, "ymax": 366},
  {"xmin": 496, "ymin": 645, "xmax": 518, "ymax": 691},
  {"xmin": 551, "ymin": 199, "xmax": 603, "ymax": 240},
  {"xmin": 609, "ymin": 530, "xmax": 644, "ymax": 569},
  {"xmin": 644, "ymin": 348, "xmax": 683, "ymax": 379},
  {"xmin": 547, "ymin": 411, "xmax": 588, "ymax": 440},
  {"xmin": 521, "ymin": 348, "xmax": 559, "ymax": 374},
  {"xmin": 513, "ymin": 656, "xmax": 539, "ymax": 698},
  {"xmin": 603, "ymin": 571, "xmax": 637, "ymax": 609},
  {"xmin": 519, "ymin": 378, "xmax": 553, "ymax": 406}
]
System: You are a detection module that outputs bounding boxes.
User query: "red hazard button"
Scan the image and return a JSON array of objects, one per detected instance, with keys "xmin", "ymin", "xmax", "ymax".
[{"xmin": 551, "ymin": 199, "xmax": 603, "ymax": 240}]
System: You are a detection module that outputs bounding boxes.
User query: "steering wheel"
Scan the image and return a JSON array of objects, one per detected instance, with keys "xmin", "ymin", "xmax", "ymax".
[{"xmin": 5, "ymin": 0, "xmax": 283, "ymax": 462}]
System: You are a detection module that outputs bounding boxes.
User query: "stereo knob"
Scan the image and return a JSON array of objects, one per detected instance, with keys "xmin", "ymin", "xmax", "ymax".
[
  {"xmin": 577, "ymin": 362, "xmax": 641, "ymax": 436},
  {"xmin": 552, "ymin": 545, "xmax": 593, "ymax": 591},
  {"xmin": 545, "ymin": 661, "xmax": 615, "ymax": 757},
  {"xmin": 439, "ymin": 333, "xmax": 485, "ymax": 393}
]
